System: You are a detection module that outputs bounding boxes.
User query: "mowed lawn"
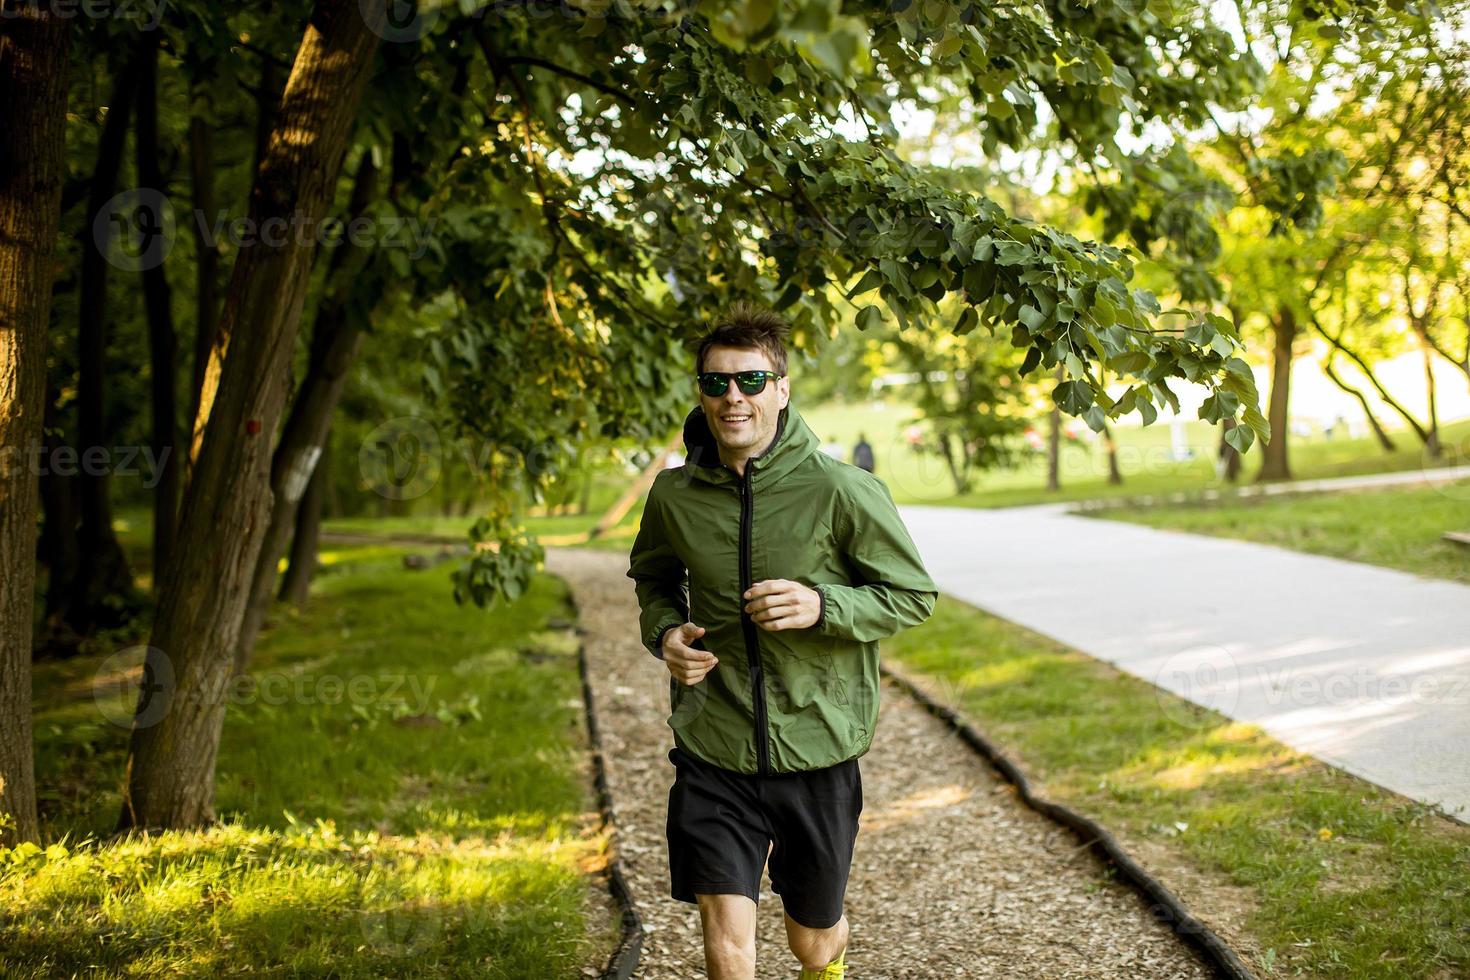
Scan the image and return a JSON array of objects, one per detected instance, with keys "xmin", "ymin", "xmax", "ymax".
[
  {"xmin": 884, "ymin": 595, "xmax": 1470, "ymax": 979},
  {"xmin": 1090, "ymin": 477, "xmax": 1470, "ymax": 584},
  {"xmin": 798, "ymin": 399, "xmax": 1470, "ymax": 509},
  {"xmin": 3, "ymin": 543, "xmax": 619, "ymax": 978}
]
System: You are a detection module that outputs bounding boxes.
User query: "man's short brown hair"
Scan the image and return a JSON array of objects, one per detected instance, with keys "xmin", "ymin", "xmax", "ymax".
[{"xmin": 692, "ymin": 301, "xmax": 790, "ymax": 377}]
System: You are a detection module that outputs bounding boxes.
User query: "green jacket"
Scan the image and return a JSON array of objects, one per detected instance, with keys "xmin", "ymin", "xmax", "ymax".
[{"xmin": 627, "ymin": 401, "xmax": 938, "ymax": 774}]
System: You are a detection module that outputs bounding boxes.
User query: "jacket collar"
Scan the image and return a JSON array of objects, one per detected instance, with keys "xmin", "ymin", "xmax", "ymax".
[{"xmin": 681, "ymin": 401, "xmax": 820, "ymax": 488}]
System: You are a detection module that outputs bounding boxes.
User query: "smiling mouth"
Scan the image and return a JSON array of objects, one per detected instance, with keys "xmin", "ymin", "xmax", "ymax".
[{"xmin": 720, "ymin": 415, "xmax": 751, "ymax": 425}]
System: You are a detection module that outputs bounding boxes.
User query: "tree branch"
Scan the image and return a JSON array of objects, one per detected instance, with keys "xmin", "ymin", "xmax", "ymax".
[{"xmin": 498, "ymin": 55, "xmax": 637, "ymax": 106}]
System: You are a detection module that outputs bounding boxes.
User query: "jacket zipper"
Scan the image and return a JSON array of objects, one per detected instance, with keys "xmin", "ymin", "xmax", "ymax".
[{"xmin": 739, "ymin": 468, "xmax": 771, "ymax": 774}]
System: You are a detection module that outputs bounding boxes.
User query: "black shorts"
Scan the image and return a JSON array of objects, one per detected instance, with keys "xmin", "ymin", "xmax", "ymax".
[{"xmin": 665, "ymin": 745, "xmax": 863, "ymax": 929}]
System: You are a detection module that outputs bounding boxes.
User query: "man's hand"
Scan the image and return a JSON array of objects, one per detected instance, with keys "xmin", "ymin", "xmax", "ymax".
[
  {"xmin": 662, "ymin": 622, "xmax": 718, "ymax": 686},
  {"xmin": 743, "ymin": 579, "xmax": 821, "ymax": 631}
]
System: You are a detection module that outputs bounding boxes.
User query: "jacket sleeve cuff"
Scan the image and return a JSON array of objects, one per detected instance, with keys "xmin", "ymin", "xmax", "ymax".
[
  {"xmin": 814, "ymin": 583, "xmax": 842, "ymax": 636},
  {"xmin": 650, "ymin": 621, "xmax": 680, "ymax": 660}
]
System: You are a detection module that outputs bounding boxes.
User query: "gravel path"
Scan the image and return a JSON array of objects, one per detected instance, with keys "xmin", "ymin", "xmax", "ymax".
[{"xmin": 550, "ymin": 547, "xmax": 1217, "ymax": 980}]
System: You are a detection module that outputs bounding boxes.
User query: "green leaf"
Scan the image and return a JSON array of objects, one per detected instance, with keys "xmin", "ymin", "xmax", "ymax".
[
  {"xmin": 1242, "ymin": 404, "xmax": 1270, "ymax": 442},
  {"xmin": 856, "ymin": 304, "xmax": 884, "ymax": 331},
  {"xmin": 1108, "ymin": 351, "xmax": 1150, "ymax": 374},
  {"xmin": 953, "ymin": 306, "xmax": 978, "ymax": 336},
  {"xmin": 846, "ymin": 268, "xmax": 883, "ymax": 298},
  {"xmin": 934, "ymin": 34, "xmax": 964, "ymax": 59},
  {"xmin": 1053, "ymin": 379, "xmax": 1093, "ymax": 414},
  {"xmin": 1064, "ymin": 349, "xmax": 1085, "ymax": 379},
  {"xmin": 1019, "ymin": 345, "xmax": 1043, "ymax": 376},
  {"xmin": 1225, "ymin": 424, "xmax": 1254, "ymax": 454}
]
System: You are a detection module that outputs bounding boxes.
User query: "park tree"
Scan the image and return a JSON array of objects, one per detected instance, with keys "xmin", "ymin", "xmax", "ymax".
[
  {"xmin": 116, "ymin": 0, "xmax": 385, "ymax": 830},
  {"xmin": 0, "ymin": 1, "xmax": 74, "ymax": 847},
  {"xmin": 878, "ymin": 299, "xmax": 1033, "ymax": 494},
  {"xmin": 1081, "ymin": 0, "xmax": 1459, "ymax": 479}
]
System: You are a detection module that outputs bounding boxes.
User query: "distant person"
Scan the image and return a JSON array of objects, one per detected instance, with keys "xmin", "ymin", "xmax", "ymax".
[
  {"xmin": 852, "ymin": 434, "xmax": 874, "ymax": 473},
  {"xmin": 820, "ymin": 434, "xmax": 845, "ymax": 459}
]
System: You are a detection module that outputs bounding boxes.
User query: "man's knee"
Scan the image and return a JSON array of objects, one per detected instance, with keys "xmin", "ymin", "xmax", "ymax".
[
  {"xmin": 784, "ymin": 910, "xmax": 847, "ymax": 971},
  {"xmin": 697, "ymin": 892, "xmax": 757, "ymax": 956}
]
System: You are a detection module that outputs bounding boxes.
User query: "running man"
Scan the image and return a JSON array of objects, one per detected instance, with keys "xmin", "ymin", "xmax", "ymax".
[{"xmin": 627, "ymin": 302, "xmax": 939, "ymax": 979}]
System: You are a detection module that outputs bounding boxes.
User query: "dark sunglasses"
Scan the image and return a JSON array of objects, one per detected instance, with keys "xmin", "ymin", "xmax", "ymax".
[{"xmin": 697, "ymin": 370, "xmax": 784, "ymax": 397}]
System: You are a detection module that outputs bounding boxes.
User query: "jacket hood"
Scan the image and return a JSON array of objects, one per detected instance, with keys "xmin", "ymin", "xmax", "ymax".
[{"xmin": 681, "ymin": 401, "xmax": 821, "ymax": 488}]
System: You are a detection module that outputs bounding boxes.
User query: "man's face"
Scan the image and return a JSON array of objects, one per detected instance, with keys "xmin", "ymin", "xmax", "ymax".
[{"xmin": 699, "ymin": 345, "xmax": 789, "ymax": 460}]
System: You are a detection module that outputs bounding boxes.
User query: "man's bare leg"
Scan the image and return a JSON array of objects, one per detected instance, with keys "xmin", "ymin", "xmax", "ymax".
[
  {"xmin": 784, "ymin": 910, "xmax": 849, "ymax": 973},
  {"xmin": 696, "ymin": 892, "xmax": 757, "ymax": 980}
]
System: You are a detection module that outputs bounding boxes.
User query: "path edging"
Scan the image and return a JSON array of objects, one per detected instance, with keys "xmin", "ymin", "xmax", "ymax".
[
  {"xmin": 567, "ymin": 597, "xmax": 644, "ymax": 980},
  {"xmin": 881, "ymin": 659, "xmax": 1258, "ymax": 980}
]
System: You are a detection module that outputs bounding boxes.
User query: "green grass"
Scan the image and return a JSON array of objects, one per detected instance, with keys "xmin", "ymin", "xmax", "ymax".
[
  {"xmin": 798, "ymin": 399, "xmax": 1470, "ymax": 509},
  {"xmin": 1091, "ymin": 478, "xmax": 1470, "ymax": 584},
  {"xmin": 5, "ymin": 543, "xmax": 619, "ymax": 978},
  {"xmin": 321, "ymin": 467, "xmax": 646, "ymax": 549},
  {"xmin": 885, "ymin": 595, "xmax": 1470, "ymax": 979}
]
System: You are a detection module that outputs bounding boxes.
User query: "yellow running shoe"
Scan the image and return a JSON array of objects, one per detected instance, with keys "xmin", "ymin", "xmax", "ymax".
[{"xmin": 798, "ymin": 946, "xmax": 846, "ymax": 979}]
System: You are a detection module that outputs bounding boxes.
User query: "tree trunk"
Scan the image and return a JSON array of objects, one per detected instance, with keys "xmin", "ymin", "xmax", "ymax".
[
  {"xmin": 1101, "ymin": 421, "xmax": 1122, "ymax": 485},
  {"xmin": 118, "ymin": 0, "xmax": 383, "ymax": 832},
  {"xmin": 234, "ymin": 152, "xmax": 380, "ymax": 677},
  {"xmin": 1309, "ymin": 314, "xmax": 1430, "ymax": 445},
  {"xmin": 279, "ymin": 436, "xmax": 329, "ymax": 607},
  {"xmin": 0, "ymin": 1, "xmax": 72, "ymax": 848},
  {"xmin": 187, "ymin": 57, "xmax": 284, "ymax": 474},
  {"xmin": 938, "ymin": 431, "xmax": 970, "ymax": 494},
  {"xmin": 72, "ymin": 54, "xmax": 141, "ymax": 629},
  {"xmin": 1046, "ymin": 363, "xmax": 1061, "ymax": 492},
  {"xmin": 136, "ymin": 30, "xmax": 181, "ymax": 583},
  {"xmin": 38, "ymin": 382, "xmax": 82, "ymax": 652},
  {"xmin": 1320, "ymin": 357, "xmax": 1396, "ymax": 452},
  {"xmin": 1414, "ymin": 323, "xmax": 1441, "ymax": 459},
  {"xmin": 1256, "ymin": 306, "xmax": 1296, "ymax": 482},
  {"xmin": 184, "ymin": 102, "xmax": 220, "ymax": 493}
]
